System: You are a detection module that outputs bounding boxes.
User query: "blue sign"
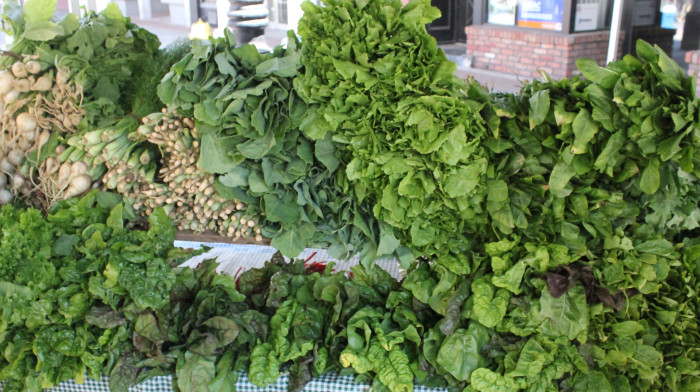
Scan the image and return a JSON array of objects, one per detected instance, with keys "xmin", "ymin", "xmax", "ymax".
[{"xmin": 517, "ymin": 0, "xmax": 564, "ymax": 30}]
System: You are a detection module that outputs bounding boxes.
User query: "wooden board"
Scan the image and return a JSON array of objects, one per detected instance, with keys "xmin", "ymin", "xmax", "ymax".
[{"xmin": 175, "ymin": 230, "xmax": 271, "ymax": 245}]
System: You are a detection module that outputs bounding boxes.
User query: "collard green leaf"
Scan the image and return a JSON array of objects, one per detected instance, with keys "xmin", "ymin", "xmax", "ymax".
[
  {"xmin": 576, "ymin": 58, "xmax": 620, "ymax": 89},
  {"xmin": 23, "ymin": 20, "xmax": 64, "ymax": 41},
  {"xmin": 198, "ymin": 132, "xmax": 240, "ymax": 174},
  {"xmin": 571, "ymin": 109, "xmax": 598, "ymax": 155},
  {"xmin": 529, "ymin": 90, "xmax": 550, "ymax": 128},
  {"xmin": 639, "ymin": 159, "xmax": 661, "ymax": 194},
  {"xmin": 23, "ymin": 0, "xmax": 56, "ymax": 25}
]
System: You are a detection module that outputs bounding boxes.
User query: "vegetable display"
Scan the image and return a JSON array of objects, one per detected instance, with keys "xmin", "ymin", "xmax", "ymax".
[
  {"xmin": 158, "ymin": 30, "xmax": 385, "ymax": 260},
  {"xmin": 295, "ymin": 0, "xmax": 490, "ymax": 272},
  {"xmin": 0, "ymin": 0, "xmax": 699, "ymax": 391},
  {"xmin": 130, "ymin": 109, "xmax": 262, "ymax": 240}
]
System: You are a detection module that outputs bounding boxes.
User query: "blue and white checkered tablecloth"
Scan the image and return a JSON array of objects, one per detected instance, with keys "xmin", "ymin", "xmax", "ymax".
[
  {"xmin": 37, "ymin": 371, "xmax": 446, "ymax": 392},
  {"xmin": 1, "ymin": 242, "xmax": 446, "ymax": 392}
]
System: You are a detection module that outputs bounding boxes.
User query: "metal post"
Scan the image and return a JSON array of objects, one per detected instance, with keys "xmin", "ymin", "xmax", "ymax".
[{"xmin": 607, "ymin": 0, "xmax": 625, "ymax": 63}]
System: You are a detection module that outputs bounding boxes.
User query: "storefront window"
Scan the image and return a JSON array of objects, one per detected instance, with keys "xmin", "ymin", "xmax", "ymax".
[{"xmin": 488, "ymin": 0, "xmax": 517, "ymax": 25}]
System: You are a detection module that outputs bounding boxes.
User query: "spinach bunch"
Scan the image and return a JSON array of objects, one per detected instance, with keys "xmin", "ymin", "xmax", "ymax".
[
  {"xmin": 295, "ymin": 0, "xmax": 492, "ymax": 273},
  {"xmin": 158, "ymin": 30, "xmax": 387, "ymax": 264}
]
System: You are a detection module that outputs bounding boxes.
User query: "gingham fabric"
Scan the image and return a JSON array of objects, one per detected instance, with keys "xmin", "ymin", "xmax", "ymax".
[
  {"xmin": 7, "ymin": 371, "xmax": 447, "ymax": 392},
  {"xmin": 1, "ymin": 372, "xmax": 448, "ymax": 391},
  {"xmin": 2, "ymin": 242, "xmax": 447, "ymax": 392}
]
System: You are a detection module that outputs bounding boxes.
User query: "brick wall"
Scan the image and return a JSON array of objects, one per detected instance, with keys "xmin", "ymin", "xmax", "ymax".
[
  {"xmin": 465, "ymin": 25, "xmax": 623, "ymax": 80},
  {"xmin": 685, "ymin": 51, "xmax": 700, "ymax": 97}
]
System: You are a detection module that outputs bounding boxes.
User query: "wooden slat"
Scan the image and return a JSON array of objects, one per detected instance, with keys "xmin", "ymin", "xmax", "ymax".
[{"xmin": 175, "ymin": 230, "xmax": 271, "ymax": 245}]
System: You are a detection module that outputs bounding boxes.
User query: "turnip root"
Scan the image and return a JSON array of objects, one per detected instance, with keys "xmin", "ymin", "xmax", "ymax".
[
  {"xmin": 70, "ymin": 161, "xmax": 88, "ymax": 177},
  {"xmin": 0, "ymin": 157, "xmax": 14, "ymax": 173},
  {"xmin": 44, "ymin": 157, "xmax": 59, "ymax": 174},
  {"xmin": 16, "ymin": 112, "xmax": 37, "ymax": 134},
  {"xmin": 14, "ymin": 78, "xmax": 30, "ymax": 93},
  {"xmin": 11, "ymin": 62, "xmax": 26, "ymax": 78},
  {"xmin": 57, "ymin": 161, "xmax": 72, "ymax": 187},
  {"xmin": 37, "ymin": 130, "xmax": 51, "ymax": 149},
  {"xmin": 4, "ymin": 90, "xmax": 19, "ymax": 104},
  {"xmin": 11, "ymin": 173, "xmax": 24, "ymax": 189},
  {"xmin": 25, "ymin": 61, "xmax": 41, "ymax": 74},
  {"xmin": 63, "ymin": 174, "xmax": 91, "ymax": 198},
  {"xmin": 31, "ymin": 75, "xmax": 52, "ymax": 91},
  {"xmin": 0, "ymin": 189, "xmax": 12, "ymax": 204},
  {"xmin": 18, "ymin": 139, "xmax": 31, "ymax": 150},
  {"xmin": 0, "ymin": 71, "xmax": 13, "ymax": 94},
  {"xmin": 7, "ymin": 150, "xmax": 23, "ymax": 166}
]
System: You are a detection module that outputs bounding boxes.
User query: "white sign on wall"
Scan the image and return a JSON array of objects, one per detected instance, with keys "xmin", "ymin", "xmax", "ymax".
[{"xmin": 574, "ymin": 3, "xmax": 600, "ymax": 31}]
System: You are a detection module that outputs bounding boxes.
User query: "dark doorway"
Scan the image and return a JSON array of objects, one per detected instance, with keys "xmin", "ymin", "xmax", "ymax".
[{"xmin": 427, "ymin": 0, "xmax": 471, "ymax": 43}]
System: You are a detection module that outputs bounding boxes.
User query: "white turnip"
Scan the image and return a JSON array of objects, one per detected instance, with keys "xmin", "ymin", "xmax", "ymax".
[
  {"xmin": 14, "ymin": 78, "xmax": 30, "ymax": 93},
  {"xmin": 16, "ymin": 112, "xmax": 37, "ymax": 134},
  {"xmin": 0, "ymin": 70, "xmax": 14, "ymax": 94},
  {"xmin": 7, "ymin": 150, "xmax": 23, "ymax": 166},
  {"xmin": 57, "ymin": 161, "xmax": 72, "ymax": 187},
  {"xmin": 0, "ymin": 189, "xmax": 12, "ymax": 204},
  {"xmin": 4, "ymin": 89, "xmax": 19, "ymax": 104},
  {"xmin": 70, "ymin": 161, "xmax": 88, "ymax": 177},
  {"xmin": 11, "ymin": 173, "xmax": 24, "ymax": 189},
  {"xmin": 11, "ymin": 62, "xmax": 27, "ymax": 78},
  {"xmin": 63, "ymin": 175, "xmax": 91, "ymax": 198},
  {"xmin": 25, "ymin": 61, "xmax": 41, "ymax": 74},
  {"xmin": 31, "ymin": 75, "xmax": 52, "ymax": 91},
  {"xmin": 0, "ymin": 157, "xmax": 14, "ymax": 173}
]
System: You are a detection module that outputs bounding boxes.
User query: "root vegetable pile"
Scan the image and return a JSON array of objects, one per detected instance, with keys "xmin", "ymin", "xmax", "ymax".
[
  {"xmin": 0, "ymin": 54, "xmax": 86, "ymax": 208},
  {"xmin": 132, "ymin": 109, "xmax": 262, "ymax": 240}
]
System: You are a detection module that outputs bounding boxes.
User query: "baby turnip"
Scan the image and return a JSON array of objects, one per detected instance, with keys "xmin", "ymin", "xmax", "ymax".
[
  {"xmin": 23, "ymin": 129, "xmax": 36, "ymax": 141},
  {"xmin": 31, "ymin": 75, "xmax": 52, "ymax": 91},
  {"xmin": 70, "ymin": 161, "xmax": 88, "ymax": 177},
  {"xmin": 11, "ymin": 62, "xmax": 27, "ymax": 78},
  {"xmin": 57, "ymin": 161, "xmax": 72, "ymax": 187},
  {"xmin": 37, "ymin": 130, "xmax": 51, "ymax": 149},
  {"xmin": 0, "ymin": 70, "xmax": 14, "ymax": 94},
  {"xmin": 0, "ymin": 189, "xmax": 12, "ymax": 204},
  {"xmin": 44, "ymin": 157, "xmax": 59, "ymax": 174},
  {"xmin": 7, "ymin": 150, "xmax": 24, "ymax": 166},
  {"xmin": 11, "ymin": 173, "xmax": 24, "ymax": 189},
  {"xmin": 63, "ymin": 174, "xmax": 91, "ymax": 198},
  {"xmin": 0, "ymin": 157, "xmax": 14, "ymax": 173},
  {"xmin": 14, "ymin": 78, "xmax": 30, "ymax": 93},
  {"xmin": 16, "ymin": 112, "xmax": 37, "ymax": 134},
  {"xmin": 25, "ymin": 61, "xmax": 41, "ymax": 74},
  {"xmin": 18, "ymin": 138, "xmax": 31, "ymax": 150},
  {"xmin": 4, "ymin": 89, "xmax": 19, "ymax": 104}
]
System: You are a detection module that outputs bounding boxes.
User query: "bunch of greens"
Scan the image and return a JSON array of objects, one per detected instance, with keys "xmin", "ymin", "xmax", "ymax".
[
  {"xmin": 294, "ymin": 0, "xmax": 492, "ymax": 273},
  {"xmin": 158, "ymin": 30, "xmax": 388, "ymax": 263},
  {"xmin": 0, "ymin": 191, "xmax": 195, "ymax": 392},
  {"xmin": 1, "ymin": 0, "xmax": 162, "ymax": 123},
  {"xmin": 397, "ymin": 41, "xmax": 700, "ymax": 391}
]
